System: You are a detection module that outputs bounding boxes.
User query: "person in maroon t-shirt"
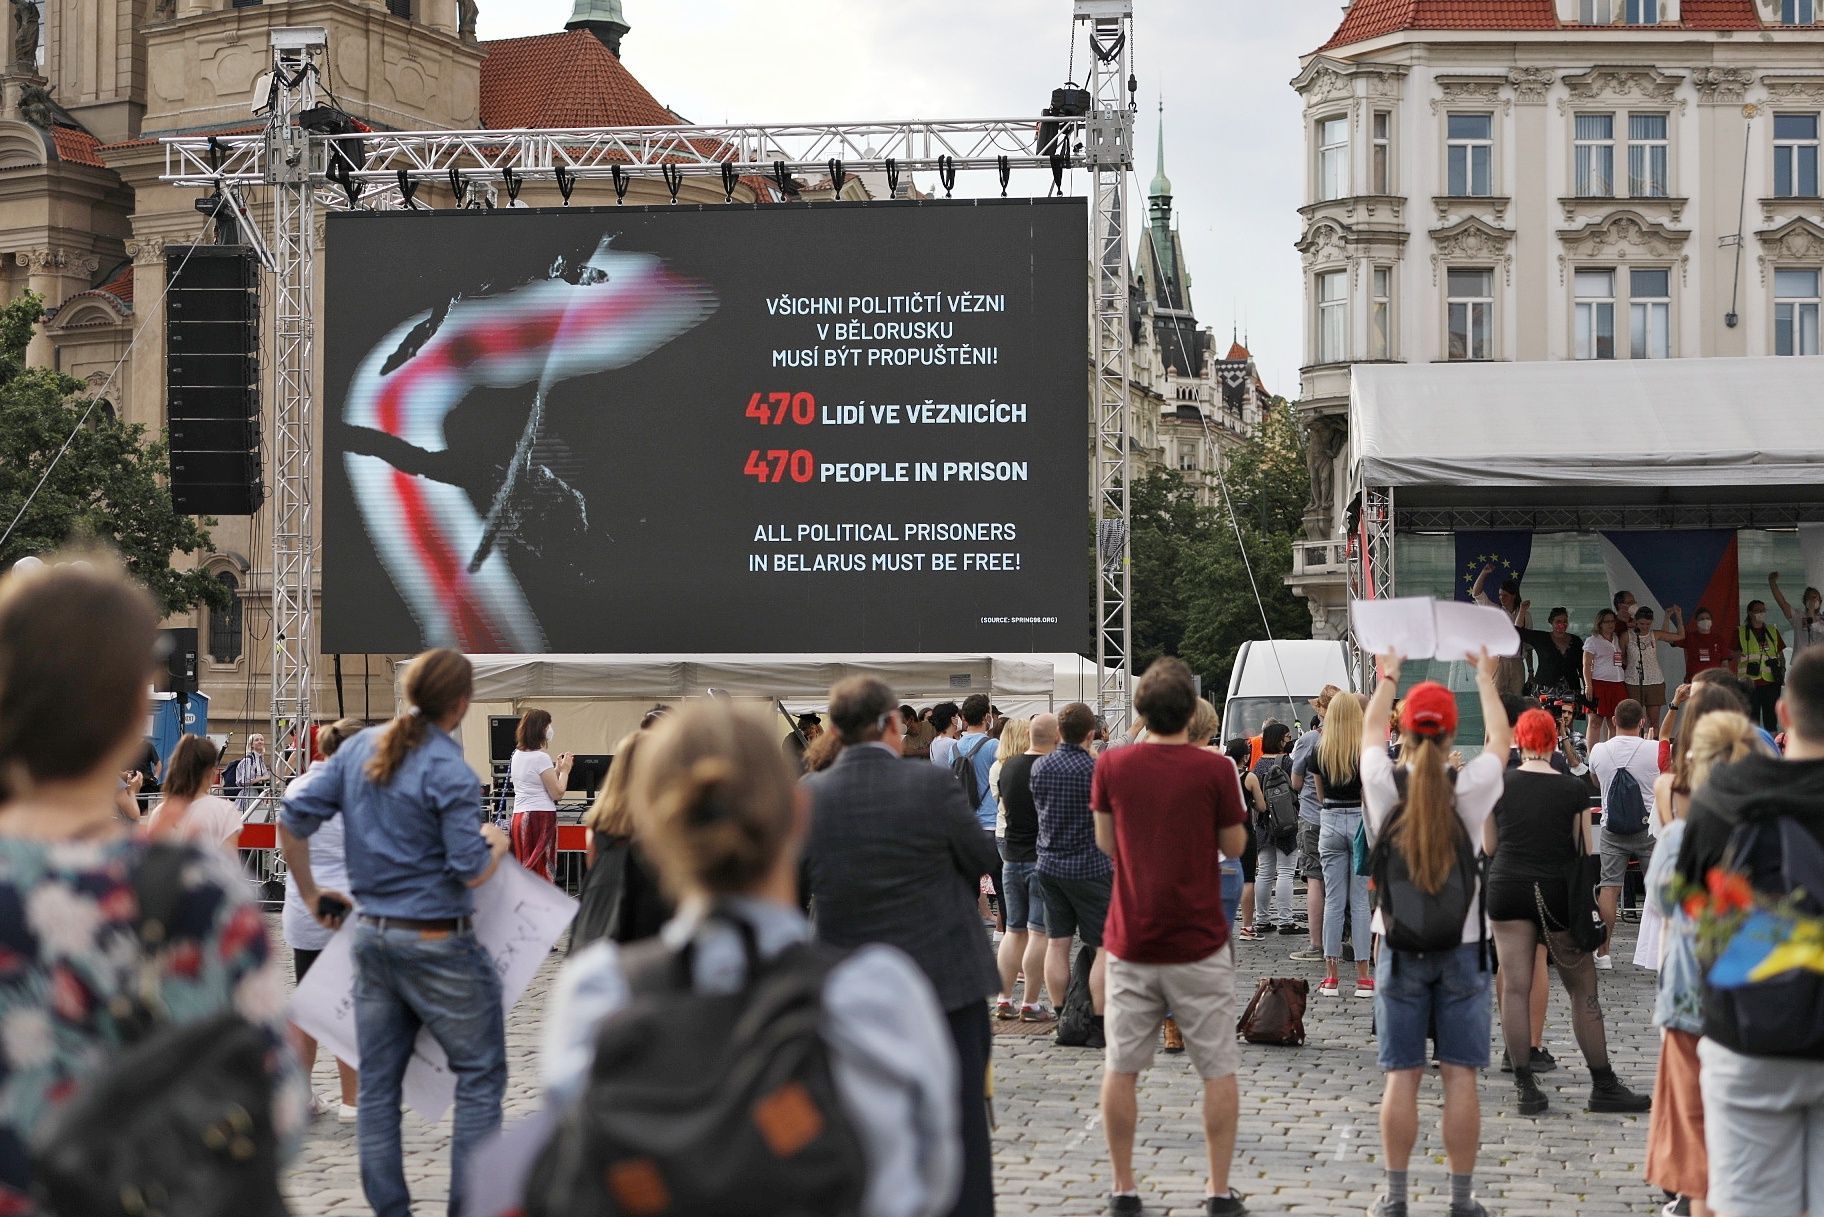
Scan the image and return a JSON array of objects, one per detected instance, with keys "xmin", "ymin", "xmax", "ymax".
[
  {"xmin": 1677, "ymin": 605, "xmax": 1735, "ymax": 677},
  {"xmin": 1091, "ymin": 658, "xmax": 1250, "ymax": 1217}
]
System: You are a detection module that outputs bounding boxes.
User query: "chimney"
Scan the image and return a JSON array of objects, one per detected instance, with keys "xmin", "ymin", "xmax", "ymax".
[{"xmin": 566, "ymin": 0, "xmax": 630, "ymax": 56}]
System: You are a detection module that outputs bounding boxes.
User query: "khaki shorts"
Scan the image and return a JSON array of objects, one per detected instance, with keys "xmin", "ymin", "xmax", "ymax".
[{"xmin": 1105, "ymin": 947, "xmax": 1240, "ymax": 1080}]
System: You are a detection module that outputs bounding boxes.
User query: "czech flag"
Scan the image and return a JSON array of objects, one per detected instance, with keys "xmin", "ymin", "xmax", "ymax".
[{"xmin": 1599, "ymin": 530, "xmax": 1740, "ymax": 632}]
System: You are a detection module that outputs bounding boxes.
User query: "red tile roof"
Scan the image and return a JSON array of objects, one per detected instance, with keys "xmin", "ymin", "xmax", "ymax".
[
  {"xmin": 480, "ymin": 30, "xmax": 677, "ymax": 129},
  {"xmin": 1225, "ymin": 340, "xmax": 1252, "ymax": 361},
  {"xmin": 1321, "ymin": 0, "xmax": 1772, "ymax": 49},
  {"xmin": 1322, "ymin": 1, "xmax": 1557, "ymax": 50},
  {"xmin": 100, "ymin": 122, "xmax": 263, "ymax": 153},
  {"xmin": 49, "ymin": 125, "xmax": 105, "ymax": 168},
  {"xmin": 94, "ymin": 267, "xmax": 133, "ymax": 305},
  {"xmin": 1681, "ymin": 0, "xmax": 1765, "ymax": 29}
]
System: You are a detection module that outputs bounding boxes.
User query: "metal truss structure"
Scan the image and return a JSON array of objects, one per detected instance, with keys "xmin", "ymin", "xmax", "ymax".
[{"xmin": 164, "ymin": 13, "xmax": 1137, "ymax": 754}]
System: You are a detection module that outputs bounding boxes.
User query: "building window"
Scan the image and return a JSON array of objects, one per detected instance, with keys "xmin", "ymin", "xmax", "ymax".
[
  {"xmin": 1178, "ymin": 443, "xmax": 1199, "ymax": 472},
  {"xmin": 1318, "ymin": 117, "xmax": 1349, "ymax": 201},
  {"xmin": 1626, "ymin": 0, "xmax": 1660, "ymax": 22},
  {"xmin": 1575, "ymin": 114, "xmax": 1615, "ymax": 197},
  {"xmin": 1785, "ymin": 0, "xmax": 1817, "ymax": 23},
  {"xmin": 1776, "ymin": 268, "xmax": 1821, "ymax": 356},
  {"xmin": 1317, "ymin": 269, "xmax": 1348, "ymax": 363},
  {"xmin": 1580, "ymin": 0, "xmax": 1614, "ymax": 20},
  {"xmin": 1629, "ymin": 268, "xmax": 1671, "ymax": 358},
  {"xmin": 386, "ymin": 0, "xmax": 411, "ymax": 15},
  {"xmin": 1371, "ymin": 111, "xmax": 1392, "ymax": 193},
  {"xmin": 1575, "ymin": 269, "xmax": 1617, "ymax": 360},
  {"xmin": 1370, "ymin": 266, "xmax": 1393, "ymax": 359},
  {"xmin": 208, "ymin": 571, "xmax": 243, "ymax": 664},
  {"xmin": 1775, "ymin": 114, "xmax": 1821, "ymax": 197},
  {"xmin": 1446, "ymin": 268, "xmax": 1494, "ymax": 361},
  {"xmin": 1446, "ymin": 113, "xmax": 1493, "ymax": 197},
  {"xmin": 1628, "ymin": 114, "xmax": 1669, "ymax": 197}
]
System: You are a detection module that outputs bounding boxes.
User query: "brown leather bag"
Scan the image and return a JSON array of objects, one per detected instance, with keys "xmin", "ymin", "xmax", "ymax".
[{"xmin": 1236, "ymin": 977, "xmax": 1308, "ymax": 1046}]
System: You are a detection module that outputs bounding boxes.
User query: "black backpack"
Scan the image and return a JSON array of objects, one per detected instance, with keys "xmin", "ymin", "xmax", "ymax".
[
  {"xmin": 1053, "ymin": 941, "xmax": 1099, "ymax": 1048},
  {"xmin": 1368, "ymin": 770, "xmax": 1487, "ymax": 964},
  {"xmin": 1711, "ymin": 817, "xmax": 1824, "ymax": 1056},
  {"xmin": 1258, "ymin": 759, "xmax": 1300, "ymax": 854},
  {"xmin": 31, "ymin": 844, "xmax": 287, "ymax": 1217},
  {"xmin": 525, "ymin": 916, "xmax": 866, "ymax": 1217},
  {"xmin": 951, "ymin": 734, "xmax": 991, "ymax": 809},
  {"xmin": 1601, "ymin": 740, "xmax": 1652, "ymax": 837}
]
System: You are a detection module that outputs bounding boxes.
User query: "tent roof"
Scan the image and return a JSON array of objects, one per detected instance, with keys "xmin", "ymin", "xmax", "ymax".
[
  {"xmin": 455, "ymin": 653, "xmax": 1059, "ymax": 704},
  {"xmin": 1350, "ymin": 358, "xmax": 1824, "ymax": 506}
]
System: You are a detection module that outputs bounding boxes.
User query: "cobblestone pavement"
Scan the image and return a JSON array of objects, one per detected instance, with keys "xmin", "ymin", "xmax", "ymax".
[{"xmin": 279, "ymin": 908, "xmax": 1667, "ymax": 1217}]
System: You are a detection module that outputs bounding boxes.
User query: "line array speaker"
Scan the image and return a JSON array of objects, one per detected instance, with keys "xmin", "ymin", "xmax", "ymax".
[{"xmin": 166, "ymin": 247, "xmax": 262, "ymax": 516}]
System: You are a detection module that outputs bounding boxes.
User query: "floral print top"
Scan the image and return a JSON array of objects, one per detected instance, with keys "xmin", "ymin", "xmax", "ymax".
[{"xmin": 0, "ymin": 834, "xmax": 304, "ymax": 1215}]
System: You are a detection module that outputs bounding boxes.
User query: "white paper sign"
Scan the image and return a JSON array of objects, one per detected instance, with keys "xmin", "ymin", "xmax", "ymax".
[
  {"xmin": 289, "ymin": 859, "xmax": 578, "ymax": 1122},
  {"xmin": 1351, "ymin": 596, "xmax": 1519, "ymax": 662}
]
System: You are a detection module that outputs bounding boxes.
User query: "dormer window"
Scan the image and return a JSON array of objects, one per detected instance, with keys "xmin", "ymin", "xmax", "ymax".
[
  {"xmin": 1581, "ymin": 0, "xmax": 1614, "ymax": 21},
  {"xmin": 1625, "ymin": 0, "xmax": 1661, "ymax": 21},
  {"xmin": 1784, "ymin": 0, "xmax": 1816, "ymax": 23}
]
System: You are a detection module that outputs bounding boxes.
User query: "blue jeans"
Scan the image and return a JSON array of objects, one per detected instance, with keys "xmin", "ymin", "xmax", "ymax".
[
  {"xmin": 354, "ymin": 923, "xmax": 506, "ymax": 1217},
  {"xmin": 1319, "ymin": 807, "xmax": 1372, "ymax": 961},
  {"xmin": 1374, "ymin": 942, "xmax": 1491, "ymax": 1072},
  {"xmin": 1220, "ymin": 859, "xmax": 1243, "ymax": 933}
]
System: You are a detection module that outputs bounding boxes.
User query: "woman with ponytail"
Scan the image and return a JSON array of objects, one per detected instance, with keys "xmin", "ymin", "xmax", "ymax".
[
  {"xmin": 280, "ymin": 647, "xmax": 512, "ymax": 1217},
  {"xmin": 144, "ymin": 732, "xmax": 241, "ymax": 850},
  {"xmin": 544, "ymin": 701, "xmax": 963, "ymax": 1217},
  {"xmin": 1359, "ymin": 649, "xmax": 1509, "ymax": 1217}
]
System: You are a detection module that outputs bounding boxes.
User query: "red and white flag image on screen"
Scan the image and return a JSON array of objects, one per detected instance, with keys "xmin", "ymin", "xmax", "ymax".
[{"xmin": 342, "ymin": 237, "xmax": 716, "ymax": 652}]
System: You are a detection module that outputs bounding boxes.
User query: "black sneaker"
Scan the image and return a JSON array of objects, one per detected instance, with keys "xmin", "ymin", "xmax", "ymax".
[
  {"xmin": 1108, "ymin": 1194, "xmax": 1144, "ymax": 1216},
  {"xmin": 1205, "ymin": 1191, "xmax": 1248, "ymax": 1216},
  {"xmin": 1660, "ymin": 1197, "xmax": 1691, "ymax": 1217},
  {"xmin": 1529, "ymin": 1046, "xmax": 1558, "ymax": 1073},
  {"xmin": 1278, "ymin": 923, "xmax": 1307, "ymax": 935},
  {"xmin": 1366, "ymin": 1197, "xmax": 1407, "ymax": 1217},
  {"xmin": 1448, "ymin": 1203, "xmax": 1489, "ymax": 1217},
  {"xmin": 1514, "ymin": 1067, "xmax": 1549, "ymax": 1116}
]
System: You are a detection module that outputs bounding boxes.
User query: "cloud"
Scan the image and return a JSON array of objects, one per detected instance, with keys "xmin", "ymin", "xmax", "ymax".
[{"xmin": 477, "ymin": 1, "xmax": 1349, "ymax": 398}]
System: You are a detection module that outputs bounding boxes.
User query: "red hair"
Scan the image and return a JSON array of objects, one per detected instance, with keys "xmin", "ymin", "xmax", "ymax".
[{"xmin": 1514, "ymin": 708, "xmax": 1558, "ymax": 756}]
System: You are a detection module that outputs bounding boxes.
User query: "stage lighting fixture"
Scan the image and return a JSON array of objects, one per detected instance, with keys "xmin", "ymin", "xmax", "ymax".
[{"xmin": 1038, "ymin": 81, "xmax": 1091, "ymax": 155}]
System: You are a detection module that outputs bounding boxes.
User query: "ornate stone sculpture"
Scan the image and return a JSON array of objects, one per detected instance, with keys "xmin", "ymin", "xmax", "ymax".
[{"xmin": 11, "ymin": 0, "xmax": 38, "ymax": 73}]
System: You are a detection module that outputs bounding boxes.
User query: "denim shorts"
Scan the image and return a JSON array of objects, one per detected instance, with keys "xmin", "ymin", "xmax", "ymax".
[
  {"xmin": 1001, "ymin": 860, "xmax": 1046, "ymax": 932},
  {"xmin": 1374, "ymin": 942, "xmax": 1491, "ymax": 1072},
  {"xmin": 1039, "ymin": 871, "xmax": 1110, "ymax": 947}
]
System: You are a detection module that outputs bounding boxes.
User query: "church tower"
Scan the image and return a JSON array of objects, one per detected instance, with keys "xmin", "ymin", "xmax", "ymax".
[{"xmin": 1135, "ymin": 105, "xmax": 1204, "ymax": 380}]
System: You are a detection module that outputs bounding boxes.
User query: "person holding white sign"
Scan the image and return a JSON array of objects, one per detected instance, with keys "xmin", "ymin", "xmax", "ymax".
[{"xmin": 280, "ymin": 648, "xmax": 513, "ymax": 1217}]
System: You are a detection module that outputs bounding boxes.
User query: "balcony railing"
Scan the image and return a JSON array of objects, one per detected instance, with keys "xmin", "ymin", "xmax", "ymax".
[{"xmin": 1292, "ymin": 539, "xmax": 1349, "ymax": 579}]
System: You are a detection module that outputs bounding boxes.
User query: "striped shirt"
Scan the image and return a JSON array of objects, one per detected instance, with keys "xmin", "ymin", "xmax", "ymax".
[{"xmin": 1032, "ymin": 744, "xmax": 1110, "ymax": 881}]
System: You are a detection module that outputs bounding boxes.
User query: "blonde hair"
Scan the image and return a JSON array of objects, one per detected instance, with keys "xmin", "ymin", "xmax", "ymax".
[
  {"xmin": 585, "ymin": 730, "xmax": 648, "ymax": 839},
  {"xmin": 633, "ymin": 703, "xmax": 798, "ymax": 899},
  {"xmin": 1316, "ymin": 693, "xmax": 1364, "ymax": 788},
  {"xmin": 1393, "ymin": 734, "xmax": 1458, "ymax": 894},
  {"xmin": 367, "ymin": 649, "xmax": 471, "ymax": 784},
  {"xmin": 1686, "ymin": 710, "xmax": 1771, "ymax": 798},
  {"xmin": 999, "ymin": 717, "xmax": 1032, "ymax": 759},
  {"xmin": 1187, "ymin": 698, "xmax": 1220, "ymax": 746}
]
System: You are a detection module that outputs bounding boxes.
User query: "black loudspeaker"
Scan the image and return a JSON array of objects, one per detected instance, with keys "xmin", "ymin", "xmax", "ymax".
[
  {"xmin": 166, "ymin": 247, "xmax": 262, "ymax": 516},
  {"xmin": 161, "ymin": 627, "xmax": 199, "ymax": 695}
]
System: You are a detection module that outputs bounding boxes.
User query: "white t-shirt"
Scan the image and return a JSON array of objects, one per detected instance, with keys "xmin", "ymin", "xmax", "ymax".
[
  {"xmin": 1784, "ymin": 606, "xmax": 1824, "ymax": 654},
  {"xmin": 511, "ymin": 749, "xmax": 559, "ymax": 812},
  {"xmin": 1621, "ymin": 629, "xmax": 1665, "ymax": 685},
  {"xmin": 281, "ymin": 762, "xmax": 350, "ymax": 951},
  {"xmin": 1589, "ymin": 734, "xmax": 1659, "ymax": 834},
  {"xmin": 146, "ymin": 793, "xmax": 243, "ymax": 849},
  {"xmin": 1361, "ymin": 747, "xmax": 1503, "ymax": 945},
  {"xmin": 1584, "ymin": 633, "xmax": 1624, "ymax": 683}
]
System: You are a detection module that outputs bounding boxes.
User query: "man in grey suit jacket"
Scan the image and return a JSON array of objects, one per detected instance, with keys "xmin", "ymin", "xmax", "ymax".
[{"xmin": 805, "ymin": 675, "xmax": 1002, "ymax": 1217}]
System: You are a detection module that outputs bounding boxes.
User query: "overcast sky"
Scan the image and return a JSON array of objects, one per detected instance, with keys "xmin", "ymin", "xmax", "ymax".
[{"xmin": 477, "ymin": 2, "xmax": 1348, "ymax": 396}]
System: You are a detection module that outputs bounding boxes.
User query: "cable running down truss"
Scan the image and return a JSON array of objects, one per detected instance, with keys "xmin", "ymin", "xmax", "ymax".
[{"xmin": 164, "ymin": 14, "xmax": 1136, "ymax": 748}]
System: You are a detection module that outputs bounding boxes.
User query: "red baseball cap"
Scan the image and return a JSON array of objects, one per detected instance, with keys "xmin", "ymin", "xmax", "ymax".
[{"xmin": 1400, "ymin": 682, "xmax": 1458, "ymax": 740}]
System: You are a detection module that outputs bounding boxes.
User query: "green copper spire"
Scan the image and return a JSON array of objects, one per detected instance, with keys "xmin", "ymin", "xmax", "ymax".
[
  {"xmin": 1149, "ymin": 100, "xmax": 1171, "ymax": 201},
  {"xmin": 567, "ymin": 0, "xmax": 630, "ymax": 54}
]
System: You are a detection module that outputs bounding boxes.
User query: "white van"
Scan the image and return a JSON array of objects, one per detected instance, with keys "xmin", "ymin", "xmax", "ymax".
[{"xmin": 1221, "ymin": 640, "xmax": 1354, "ymax": 741}]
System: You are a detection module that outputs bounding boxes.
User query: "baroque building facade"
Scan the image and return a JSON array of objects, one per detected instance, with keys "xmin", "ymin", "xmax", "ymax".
[{"xmin": 1290, "ymin": 0, "xmax": 1824, "ymax": 639}]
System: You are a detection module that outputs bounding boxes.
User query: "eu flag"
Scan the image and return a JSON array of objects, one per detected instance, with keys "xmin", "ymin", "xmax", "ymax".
[{"xmin": 1453, "ymin": 532, "xmax": 1534, "ymax": 603}]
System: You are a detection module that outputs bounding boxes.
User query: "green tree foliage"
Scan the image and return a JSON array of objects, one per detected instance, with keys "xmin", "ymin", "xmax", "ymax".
[
  {"xmin": 1125, "ymin": 399, "xmax": 1311, "ymax": 694},
  {"xmin": 0, "ymin": 293, "xmax": 227, "ymax": 615}
]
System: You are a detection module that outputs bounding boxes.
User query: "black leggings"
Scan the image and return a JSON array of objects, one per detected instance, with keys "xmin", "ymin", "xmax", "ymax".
[{"xmin": 1487, "ymin": 879, "xmax": 1611, "ymax": 1072}]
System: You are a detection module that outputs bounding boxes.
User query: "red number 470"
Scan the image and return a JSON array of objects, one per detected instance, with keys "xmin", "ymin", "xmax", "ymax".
[
  {"xmin": 744, "ymin": 392, "xmax": 815, "ymax": 425},
  {"xmin": 743, "ymin": 450, "xmax": 814, "ymax": 484}
]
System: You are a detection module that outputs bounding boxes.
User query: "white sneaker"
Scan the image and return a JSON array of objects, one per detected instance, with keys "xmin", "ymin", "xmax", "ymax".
[
  {"xmin": 1594, "ymin": 953, "xmax": 1614, "ymax": 971},
  {"xmin": 337, "ymin": 1102, "xmax": 358, "ymax": 1124}
]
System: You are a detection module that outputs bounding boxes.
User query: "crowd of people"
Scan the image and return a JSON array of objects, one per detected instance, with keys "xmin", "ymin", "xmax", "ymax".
[{"xmin": 6, "ymin": 551, "xmax": 1824, "ymax": 1217}]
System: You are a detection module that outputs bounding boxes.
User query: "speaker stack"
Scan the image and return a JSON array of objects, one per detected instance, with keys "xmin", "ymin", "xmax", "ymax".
[{"xmin": 166, "ymin": 247, "xmax": 263, "ymax": 516}]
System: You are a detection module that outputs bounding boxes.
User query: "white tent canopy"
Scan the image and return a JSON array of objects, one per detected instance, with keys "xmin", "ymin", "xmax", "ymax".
[{"xmin": 1351, "ymin": 358, "xmax": 1824, "ymax": 497}]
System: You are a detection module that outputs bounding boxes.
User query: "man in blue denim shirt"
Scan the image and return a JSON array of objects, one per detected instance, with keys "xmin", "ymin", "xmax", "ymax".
[{"xmin": 282, "ymin": 649, "xmax": 510, "ymax": 1217}]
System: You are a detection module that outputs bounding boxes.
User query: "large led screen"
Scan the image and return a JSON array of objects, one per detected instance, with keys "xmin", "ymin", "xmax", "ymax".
[{"xmin": 321, "ymin": 200, "xmax": 1089, "ymax": 654}]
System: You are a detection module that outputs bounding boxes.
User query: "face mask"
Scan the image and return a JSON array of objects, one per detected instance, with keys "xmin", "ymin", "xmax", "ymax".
[
  {"xmin": 544, "ymin": 726, "xmax": 555, "ymax": 743},
  {"xmin": 1751, "ymin": 613, "xmax": 1766, "ymax": 627},
  {"xmin": 1697, "ymin": 620, "xmax": 1712, "ymax": 634}
]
